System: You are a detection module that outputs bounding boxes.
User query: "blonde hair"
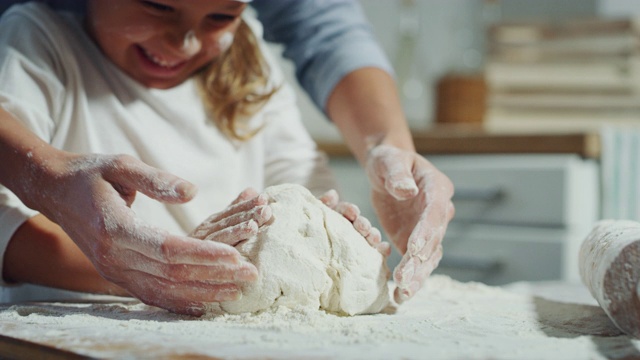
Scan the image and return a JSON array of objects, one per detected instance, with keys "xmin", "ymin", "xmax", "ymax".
[{"xmin": 197, "ymin": 20, "xmax": 278, "ymax": 141}]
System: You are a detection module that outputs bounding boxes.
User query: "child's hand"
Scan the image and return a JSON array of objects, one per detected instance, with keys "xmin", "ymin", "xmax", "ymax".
[
  {"xmin": 365, "ymin": 144, "xmax": 455, "ymax": 304},
  {"xmin": 189, "ymin": 188, "xmax": 273, "ymax": 245},
  {"xmin": 318, "ymin": 190, "xmax": 391, "ymax": 257},
  {"xmin": 21, "ymin": 152, "xmax": 258, "ymax": 316}
]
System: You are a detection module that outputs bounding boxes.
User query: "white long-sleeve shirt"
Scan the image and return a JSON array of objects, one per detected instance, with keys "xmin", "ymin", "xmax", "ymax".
[{"xmin": 0, "ymin": 3, "xmax": 336, "ymax": 300}]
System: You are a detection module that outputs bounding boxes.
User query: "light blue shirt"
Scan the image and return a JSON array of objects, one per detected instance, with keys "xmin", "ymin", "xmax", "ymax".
[{"xmin": 252, "ymin": 0, "xmax": 394, "ymax": 111}]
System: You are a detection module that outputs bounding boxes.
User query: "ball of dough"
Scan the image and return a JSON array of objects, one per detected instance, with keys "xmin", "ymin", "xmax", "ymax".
[{"xmin": 210, "ymin": 184, "xmax": 390, "ymax": 315}]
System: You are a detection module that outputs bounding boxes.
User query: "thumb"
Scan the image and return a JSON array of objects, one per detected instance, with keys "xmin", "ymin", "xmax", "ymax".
[
  {"xmin": 103, "ymin": 155, "xmax": 197, "ymax": 204},
  {"xmin": 369, "ymin": 145, "xmax": 418, "ymax": 201}
]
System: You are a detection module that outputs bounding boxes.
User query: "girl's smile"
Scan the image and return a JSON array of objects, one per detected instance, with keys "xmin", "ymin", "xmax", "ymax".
[
  {"xmin": 85, "ymin": 0, "xmax": 245, "ymax": 89},
  {"xmin": 136, "ymin": 44, "xmax": 189, "ymax": 78}
]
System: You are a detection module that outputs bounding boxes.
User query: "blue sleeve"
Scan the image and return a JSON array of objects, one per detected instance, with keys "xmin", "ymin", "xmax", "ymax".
[{"xmin": 252, "ymin": 0, "xmax": 394, "ymax": 112}]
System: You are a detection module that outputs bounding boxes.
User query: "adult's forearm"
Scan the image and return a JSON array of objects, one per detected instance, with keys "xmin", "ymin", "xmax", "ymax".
[
  {"xmin": 0, "ymin": 107, "xmax": 58, "ymax": 202},
  {"xmin": 0, "ymin": 108, "xmax": 124, "ymax": 295},
  {"xmin": 325, "ymin": 68, "xmax": 415, "ymax": 165},
  {"xmin": 4, "ymin": 214, "xmax": 127, "ymax": 295}
]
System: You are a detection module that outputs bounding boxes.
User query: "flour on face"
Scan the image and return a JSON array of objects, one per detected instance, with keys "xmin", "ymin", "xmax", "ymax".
[{"xmin": 208, "ymin": 184, "xmax": 390, "ymax": 315}]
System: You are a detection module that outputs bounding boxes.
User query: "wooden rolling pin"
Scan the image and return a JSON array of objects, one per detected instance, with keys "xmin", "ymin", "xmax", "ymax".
[{"xmin": 580, "ymin": 220, "xmax": 640, "ymax": 338}]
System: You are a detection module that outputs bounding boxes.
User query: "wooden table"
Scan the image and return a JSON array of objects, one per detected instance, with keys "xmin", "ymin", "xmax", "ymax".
[{"xmin": 0, "ymin": 277, "xmax": 638, "ymax": 360}]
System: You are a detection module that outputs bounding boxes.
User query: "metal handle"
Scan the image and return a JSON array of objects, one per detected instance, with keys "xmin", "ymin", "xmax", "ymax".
[
  {"xmin": 452, "ymin": 187, "xmax": 505, "ymax": 202},
  {"xmin": 438, "ymin": 255, "xmax": 503, "ymax": 274}
]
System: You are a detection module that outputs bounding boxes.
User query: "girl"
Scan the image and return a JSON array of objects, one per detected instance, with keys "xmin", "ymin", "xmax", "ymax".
[{"xmin": 0, "ymin": 0, "xmax": 386, "ymax": 315}]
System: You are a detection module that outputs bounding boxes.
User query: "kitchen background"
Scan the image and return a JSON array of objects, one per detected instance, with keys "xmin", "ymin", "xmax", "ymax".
[{"xmin": 266, "ymin": 0, "xmax": 640, "ymax": 285}]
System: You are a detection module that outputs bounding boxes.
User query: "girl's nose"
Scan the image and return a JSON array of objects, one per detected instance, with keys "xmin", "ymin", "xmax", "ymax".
[{"xmin": 181, "ymin": 30, "xmax": 201, "ymax": 56}]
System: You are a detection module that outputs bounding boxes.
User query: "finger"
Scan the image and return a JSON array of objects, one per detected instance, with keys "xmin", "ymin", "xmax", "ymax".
[
  {"xmin": 384, "ymin": 169, "xmax": 419, "ymax": 201},
  {"xmin": 366, "ymin": 227, "xmax": 382, "ymax": 246},
  {"xmin": 353, "ymin": 215, "xmax": 372, "ymax": 236},
  {"xmin": 192, "ymin": 206, "xmax": 271, "ymax": 239},
  {"xmin": 127, "ymin": 274, "xmax": 241, "ymax": 312},
  {"xmin": 204, "ymin": 220, "xmax": 259, "ymax": 245},
  {"xmin": 127, "ymin": 271, "xmax": 242, "ymax": 303},
  {"xmin": 148, "ymin": 299, "xmax": 206, "ymax": 317},
  {"xmin": 376, "ymin": 242, "xmax": 391, "ymax": 257},
  {"xmin": 393, "ymin": 245, "xmax": 442, "ymax": 303},
  {"xmin": 231, "ymin": 188, "xmax": 260, "ymax": 206},
  {"xmin": 119, "ymin": 248, "xmax": 258, "ymax": 283},
  {"xmin": 319, "ymin": 189, "xmax": 339, "ymax": 209},
  {"xmin": 373, "ymin": 149, "xmax": 419, "ymax": 201},
  {"xmin": 353, "ymin": 217, "xmax": 382, "ymax": 246},
  {"xmin": 160, "ymin": 235, "xmax": 245, "ymax": 265},
  {"xmin": 102, "ymin": 154, "xmax": 197, "ymax": 204},
  {"xmin": 407, "ymin": 202, "xmax": 453, "ymax": 259},
  {"xmin": 335, "ymin": 202, "xmax": 360, "ymax": 222},
  {"xmin": 393, "ymin": 254, "xmax": 416, "ymax": 288},
  {"xmin": 198, "ymin": 194, "xmax": 269, "ymax": 227},
  {"xmin": 394, "ymin": 278, "xmax": 422, "ymax": 304}
]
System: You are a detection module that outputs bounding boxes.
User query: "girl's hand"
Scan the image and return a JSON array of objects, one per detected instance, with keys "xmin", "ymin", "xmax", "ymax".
[{"xmin": 189, "ymin": 188, "xmax": 273, "ymax": 245}]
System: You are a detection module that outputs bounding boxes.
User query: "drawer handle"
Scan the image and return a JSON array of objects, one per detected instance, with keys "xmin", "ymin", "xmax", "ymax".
[
  {"xmin": 452, "ymin": 187, "xmax": 505, "ymax": 202},
  {"xmin": 438, "ymin": 255, "xmax": 503, "ymax": 274}
]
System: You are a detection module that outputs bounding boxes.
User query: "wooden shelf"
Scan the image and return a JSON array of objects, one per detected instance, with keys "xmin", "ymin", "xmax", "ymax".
[{"xmin": 317, "ymin": 124, "xmax": 600, "ymax": 159}]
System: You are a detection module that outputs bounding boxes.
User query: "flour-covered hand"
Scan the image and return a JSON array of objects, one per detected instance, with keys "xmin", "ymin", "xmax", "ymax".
[
  {"xmin": 319, "ymin": 190, "xmax": 391, "ymax": 257},
  {"xmin": 190, "ymin": 188, "xmax": 273, "ymax": 245},
  {"xmin": 17, "ymin": 151, "xmax": 257, "ymax": 316},
  {"xmin": 366, "ymin": 144, "xmax": 455, "ymax": 304}
]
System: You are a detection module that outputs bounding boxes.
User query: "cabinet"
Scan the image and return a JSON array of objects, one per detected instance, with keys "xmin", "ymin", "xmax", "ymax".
[{"xmin": 328, "ymin": 154, "xmax": 599, "ymax": 285}]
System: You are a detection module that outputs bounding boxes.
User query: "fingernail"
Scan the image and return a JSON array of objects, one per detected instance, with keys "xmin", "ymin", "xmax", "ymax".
[
  {"xmin": 410, "ymin": 236, "xmax": 426, "ymax": 256},
  {"xmin": 377, "ymin": 242, "xmax": 391, "ymax": 256},
  {"xmin": 256, "ymin": 193, "xmax": 268, "ymax": 205},
  {"xmin": 175, "ymin": 181, "xmax": 197, "ymax": 199},
  {"xmin": 215, "ymin": 287, "xmax": 241, "ymax": 302},
  {"xmin": 257, "ymin": 206, "xmax": 272, "ymax": 225},
  {"xmin": 184, "ymin": 305, "xmax": 205, "ymax": 317},
  {"xmin": 235, "ymin": 265, "xmax": 259, "ymax": 281},
  {"xmin": 389, "ymin": 179, "xmax": 418, "ymax": 200},
  {"xmin": 394, "ymin": 257, "xmax": 415, "ymax": 285},
  {"xmin": 394, "ymin": 287, "xmax": 411, "ymax": 304},
  {"xmin": 221, "ymin": 254, "xmax": 240, "ymax": 264}
]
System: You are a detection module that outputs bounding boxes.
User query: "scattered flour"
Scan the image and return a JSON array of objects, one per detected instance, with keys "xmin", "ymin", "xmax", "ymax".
[
  {"xmin": 211, "ymin": 184, "xmax": 390, "ymax": 315},
  {"xmin": 1, "ymin": 276, "xmax": 639, "ymax": 359}
]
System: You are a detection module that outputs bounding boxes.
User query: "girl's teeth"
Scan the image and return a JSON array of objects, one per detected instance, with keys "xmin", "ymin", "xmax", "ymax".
[{"xmin": 143, "ymin": 48, "xmax": 179, "ymax": 68}]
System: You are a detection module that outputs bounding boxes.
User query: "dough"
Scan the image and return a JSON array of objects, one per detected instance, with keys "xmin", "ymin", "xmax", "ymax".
[{"xmin": 211, "ymin": 184, "xmax": 390, "ymax": 315}]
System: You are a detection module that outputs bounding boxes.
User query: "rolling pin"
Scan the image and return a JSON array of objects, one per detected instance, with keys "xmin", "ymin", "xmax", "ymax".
[{"xmin": 580, "ymin": 220, "xmax": 640, "ymax": 338}]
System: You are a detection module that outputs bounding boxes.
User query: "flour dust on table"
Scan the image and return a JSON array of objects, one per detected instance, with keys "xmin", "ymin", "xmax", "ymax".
[
  {"xmin": 208, "ymin": 184, "xmax": 390, "ymax": 315},
  {"xmin": 1, "ymin": 275, "xmax": 639, "ymax": 359}
]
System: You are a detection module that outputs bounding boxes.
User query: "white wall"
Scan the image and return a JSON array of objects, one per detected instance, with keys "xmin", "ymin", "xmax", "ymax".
[{"xmin": 597, "ymin": 0, "xmax": 640, "ymax": 17}]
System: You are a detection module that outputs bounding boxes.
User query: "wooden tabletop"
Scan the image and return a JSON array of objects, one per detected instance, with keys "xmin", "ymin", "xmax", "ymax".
[{"xmin": 317, "ymin": 124, "xmax": 601, "ymax": 159}]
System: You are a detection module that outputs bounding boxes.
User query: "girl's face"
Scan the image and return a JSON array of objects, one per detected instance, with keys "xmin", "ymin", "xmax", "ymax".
[{"xmin": 86, "ymin": 0, "xmax": 246, "ymax": 89}]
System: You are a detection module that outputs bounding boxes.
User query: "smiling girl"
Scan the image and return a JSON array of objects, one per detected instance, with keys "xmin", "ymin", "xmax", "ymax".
[{"xmin": 0, "ymin": 0, "xmax": 389, "ymax": 315}]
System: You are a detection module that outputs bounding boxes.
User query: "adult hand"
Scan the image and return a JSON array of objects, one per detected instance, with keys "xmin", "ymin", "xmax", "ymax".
[
  {"xmin": 319, "ymin": 190, "xmax": 391, "ymax": 257},
  {"xmin": 190, "ymin": 188, "xmax": 273, "ymax": 245},
  {"xmin": 365, "ymin": 144, "xmax": 455, "ymax": 304},
  {"xmin": 17, "ymin": 151, "xmax": 257, "ymax": 316}
]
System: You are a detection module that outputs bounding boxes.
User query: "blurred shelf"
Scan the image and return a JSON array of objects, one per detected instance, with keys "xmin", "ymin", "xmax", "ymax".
[{"xmin": 317, "ymin": 124, "xmax": 600, "ymax": 159}]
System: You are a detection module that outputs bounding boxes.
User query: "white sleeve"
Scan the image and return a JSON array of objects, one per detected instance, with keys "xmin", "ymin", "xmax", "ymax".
[
  {"xmin": 243, "ymin": 15, "xmax": 339, "ymax": 197},
  {"xmin": 0, "ymin": 4, "xmax": 68, "ymax": 285},
  {"xmin": 261, "ymin": 83, "xmax": 339, "ymax": 197}
]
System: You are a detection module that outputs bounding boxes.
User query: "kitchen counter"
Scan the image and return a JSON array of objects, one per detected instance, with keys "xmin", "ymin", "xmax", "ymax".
[{"xmin": 317, "ymin": 124, "xmax": 600, "ymax": 159}]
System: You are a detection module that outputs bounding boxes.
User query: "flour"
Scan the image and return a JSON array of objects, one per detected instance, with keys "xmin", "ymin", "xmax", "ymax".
[
  {"xmin": 1, "ymin": 275, "xmax": 639, "ymax": 359},
  {"xmin": 210, "ymin": 184, "xmax": 390, "ymax": 315}
]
